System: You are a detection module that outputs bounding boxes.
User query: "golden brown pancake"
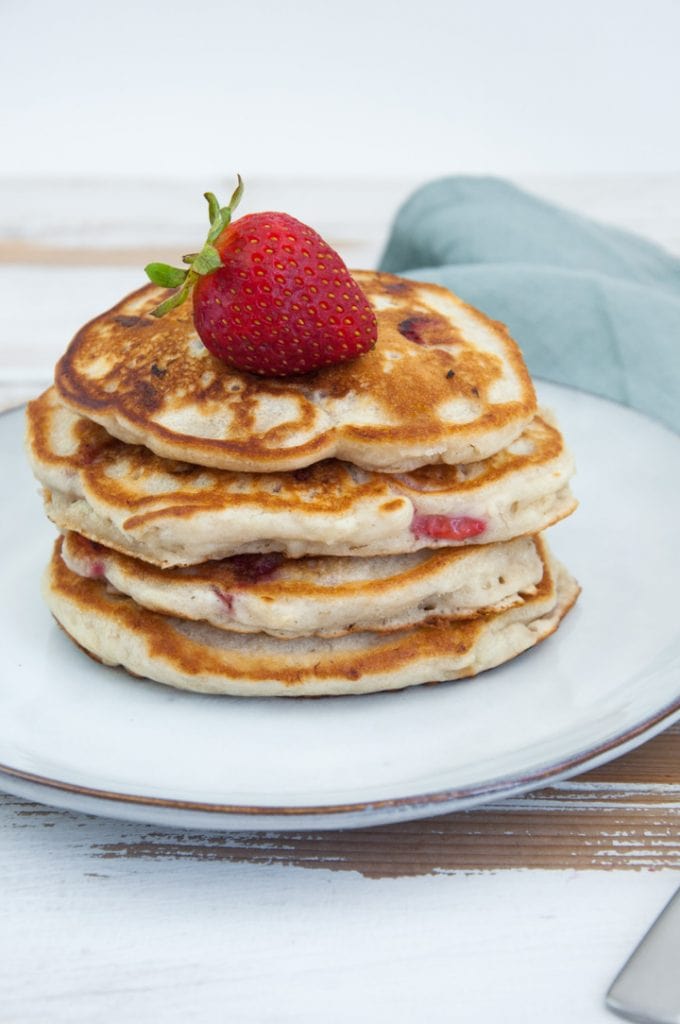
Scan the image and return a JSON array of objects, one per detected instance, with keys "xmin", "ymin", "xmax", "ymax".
[
  {"xmin": 61, "ymin": 531, "xmax": 545, "ymax": 638},
  {"xmin": 44, "ymin": 536, "xmax": 580, "ymax": 697},
  {"xmin": 26, "ymin": 388, "xmax": 576, "ymax": 565},
  {"xmin": 54, "ymin": 271, "xmax": 536, "ymax": 473}
]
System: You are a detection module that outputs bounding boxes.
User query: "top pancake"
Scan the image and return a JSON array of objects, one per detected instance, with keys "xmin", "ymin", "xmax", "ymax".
[{"xmin": 54, "ymin": 270, "xmax": 536, "ymax": 473}]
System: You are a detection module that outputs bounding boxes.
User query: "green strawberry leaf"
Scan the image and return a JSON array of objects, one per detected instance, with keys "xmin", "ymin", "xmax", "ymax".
[
  {"xmin": 149, "ymin": 274, "xmax": 195, "ymax": 317},
  {"xmin": 206, "ymin": 175, "xmax": 243, "ymax": 243},
  {"xmin": 193, "ymin": 244, "xmax": 223, "ymax": 275},
  {"xmin": 145, "ymin": 262, "xmax": 188, "ymax": 288},
  {"xmin": 229, "ymin": 174, "xmax": 244, "ymax": 213},
  {"xmin": 205, "ymin": 192, "xmax": 221, "ymax": 223},
  {"xmin": 207, "ymin": 206, "xmax": 231, "ymax": 244}
]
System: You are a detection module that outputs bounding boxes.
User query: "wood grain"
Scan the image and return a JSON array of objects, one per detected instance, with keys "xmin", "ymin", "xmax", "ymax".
[
  {"xmin": 3, "ymin": 723, "xmax": 680, "ymax": 875},
  {"xmin": 0, "ymin": 240, "xmax": 188, "ymax": 267},
  {"xmin": 2, "ymin": 790, "xmax": 676, "ymax": 1024},
  {"xmin": 0, "ymin": 238, "xmax": 369, "ymax": 268},
  {"xmin": 86, "ymin": 802, "xmax": 680, "ymax": 875}
]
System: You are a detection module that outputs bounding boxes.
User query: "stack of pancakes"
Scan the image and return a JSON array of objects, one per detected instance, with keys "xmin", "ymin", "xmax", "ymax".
[{"xmin": 26, "ymin": 271, "xmax": 579, "ymax": 696}]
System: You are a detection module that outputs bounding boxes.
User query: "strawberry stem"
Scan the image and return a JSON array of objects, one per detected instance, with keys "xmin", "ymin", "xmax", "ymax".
[
  {"xmin": 192, "ymin": 243, "xmax": 222, "ymax": 275},
  {"xmin": 150, "ymin": 274, "xmax": 196, "ymax": 317},
  {"xmin": 144, "ymin": 174, "xmax": 243, "ymax": 318}
]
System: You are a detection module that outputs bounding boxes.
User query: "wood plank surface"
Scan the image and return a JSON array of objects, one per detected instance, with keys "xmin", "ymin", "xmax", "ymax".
[
  {"xmin": 2, "ymin": 791, "xmax": 676, "ymax": 1024},
  {"xmin": 3, "ymin": 722, "xmax": 680, "ymax": 875}
]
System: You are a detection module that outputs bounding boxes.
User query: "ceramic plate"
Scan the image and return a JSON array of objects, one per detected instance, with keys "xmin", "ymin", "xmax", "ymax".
[{"xmin": 2, "ymin": 382, "xmax": 680, "ymax": 831}]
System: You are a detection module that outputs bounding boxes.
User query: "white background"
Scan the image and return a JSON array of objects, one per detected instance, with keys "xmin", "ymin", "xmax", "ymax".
[{"xmin": 2, "ymin": 0, "xmax": 680, "ymax": 180}]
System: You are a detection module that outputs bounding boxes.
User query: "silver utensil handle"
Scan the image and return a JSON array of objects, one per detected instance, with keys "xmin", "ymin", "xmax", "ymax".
[{"xmin": 607, "ymin": 886, "xmax": 680, "ymax": 1023}]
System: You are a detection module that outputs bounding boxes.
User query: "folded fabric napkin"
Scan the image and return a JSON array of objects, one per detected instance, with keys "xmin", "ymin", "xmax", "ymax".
[{"xmin": 379, "ymin": 177, "xmax": 680, "ymax": 434}]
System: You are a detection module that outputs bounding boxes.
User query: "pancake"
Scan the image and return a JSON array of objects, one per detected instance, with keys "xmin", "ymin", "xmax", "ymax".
[
  {"xmin": 44, "ymin": 536, "xmax": 580, "ymax": 697},
  {"xmin": 26, "ymin": 388, "xmax": 576, "ymax": 566},
  {"xmin": 61, "ymin": 531, "xmax": 545, "ymax": 638},
  {"xmin": 54, "ymin": 270, "xmax": 536, "ymax": 473}
]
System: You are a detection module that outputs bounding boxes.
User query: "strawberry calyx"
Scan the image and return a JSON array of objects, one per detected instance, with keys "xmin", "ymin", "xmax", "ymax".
[{"xmin": 144, "ymin": 175, "xmax": 244, "ymax": 317}]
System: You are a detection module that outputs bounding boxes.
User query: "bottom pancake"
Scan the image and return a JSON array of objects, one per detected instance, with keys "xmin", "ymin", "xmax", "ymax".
[{"xmin": 44, "ymin": 537, "xmax": 580, "ymax": 697}]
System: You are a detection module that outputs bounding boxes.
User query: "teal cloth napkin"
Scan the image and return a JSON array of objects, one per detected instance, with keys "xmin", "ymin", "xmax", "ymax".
[{"xmin": 379, "ymin": 177, "xmax": 680, "ymax": 434}]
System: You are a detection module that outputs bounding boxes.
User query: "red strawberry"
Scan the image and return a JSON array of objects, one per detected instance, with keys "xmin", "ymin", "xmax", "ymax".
[
  {"xmin": 410, "ymin": 514, "xmax": 487, "ymax": 541},
  {"xmin": 145, "ymin": 178, "xmax": 377, "ymax": 376}
]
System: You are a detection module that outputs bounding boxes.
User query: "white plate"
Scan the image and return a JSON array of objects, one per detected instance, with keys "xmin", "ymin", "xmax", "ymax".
[{"xmin": 2, "ymin": 382, "xmax": 680, "ymax": 831}]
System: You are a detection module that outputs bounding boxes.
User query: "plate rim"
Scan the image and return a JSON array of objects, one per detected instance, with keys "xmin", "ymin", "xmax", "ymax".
[
  {"xmin": 1, "ymin": 695, "xmax": 680, "ymax": 822},
  {"xmin": 4, "ymin": 390, "xmax": 680, "ymax": 828}
]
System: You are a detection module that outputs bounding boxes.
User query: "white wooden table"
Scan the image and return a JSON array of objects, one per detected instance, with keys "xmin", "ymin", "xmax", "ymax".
[{"xmin": 2, "ymin": 175, "xmax": 679, "ymax": 1023}]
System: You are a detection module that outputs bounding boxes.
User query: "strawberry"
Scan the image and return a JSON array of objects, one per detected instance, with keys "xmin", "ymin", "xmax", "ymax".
[
  {"xmin": 410, "ymin": 514, "xmax": 487, "ymax": 541},
  {"xmin": 145, "ymin": 177, "xmax": 377, "ymax": 376}
]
